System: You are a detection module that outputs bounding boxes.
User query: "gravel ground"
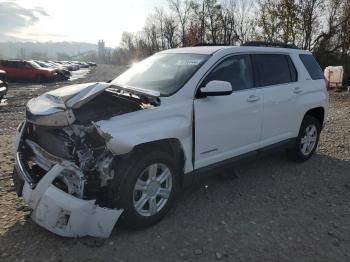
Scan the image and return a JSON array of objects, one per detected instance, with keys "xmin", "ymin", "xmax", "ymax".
[{"xmin": 0, "ymin": 65, "xmax": 350, "ymax": 262}]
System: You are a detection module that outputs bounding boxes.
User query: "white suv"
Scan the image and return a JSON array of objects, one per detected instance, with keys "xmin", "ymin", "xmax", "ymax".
[{"xmin": 13, "ymin": 45, "xmax": 328, "ymax": 238}]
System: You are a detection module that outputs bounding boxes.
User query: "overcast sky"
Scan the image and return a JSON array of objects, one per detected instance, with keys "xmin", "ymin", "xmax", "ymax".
[{"xmin": 0, "ymin": 0, "xmax": 167, "ymax": 47}]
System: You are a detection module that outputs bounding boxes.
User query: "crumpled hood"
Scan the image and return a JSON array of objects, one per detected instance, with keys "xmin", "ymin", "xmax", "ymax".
[
  {"xmin": 43, "ymin": 82, "xmax": 110, "ymax": 108},
  {"xmin": 26, "ymin": 82, "xmax": 111, "ymax": 126}
]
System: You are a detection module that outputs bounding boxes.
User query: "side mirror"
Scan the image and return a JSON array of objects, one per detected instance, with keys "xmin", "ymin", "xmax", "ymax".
[{"xmin": 199, "ymin": 80, "xmax": 233, "ymax": 97}]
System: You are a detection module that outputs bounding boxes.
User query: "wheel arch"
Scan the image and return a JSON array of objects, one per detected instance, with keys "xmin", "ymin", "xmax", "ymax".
[
  {"xmin": 304, "ymin": 107, "xmax": 325, "ymax": 128},
  {"xmin": 132, "ymin": 138, "xmax": 185, "ymax": 173}
]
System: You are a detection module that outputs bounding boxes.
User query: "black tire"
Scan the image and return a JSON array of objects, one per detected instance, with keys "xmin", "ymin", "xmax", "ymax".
[
  {"xmin": 108, "ymin": 148, "xmax": 180, "ymax": 228},
  {"xmin": 35, "ymin": 75, "xmax": 45, "ymax": 83},
  {"xmin": 288, "ymin": 115, "xmax": 321, "ymax": 162}
]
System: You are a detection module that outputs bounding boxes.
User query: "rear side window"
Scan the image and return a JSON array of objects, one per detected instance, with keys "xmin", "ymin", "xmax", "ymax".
[
  {"xmin": 253, "ymin": 54, "xmax": 296, "ymax": 86},
  {"xmin": 1, "ymin": 61, "xmax": 18, "ymax": 68},
  {"xmin": 0, "ymin": 61, "xmax": 10, "ymax": 67},
  {"xmin": 299, "ymin": 54, "xmax": 324, "ymax": 80}
]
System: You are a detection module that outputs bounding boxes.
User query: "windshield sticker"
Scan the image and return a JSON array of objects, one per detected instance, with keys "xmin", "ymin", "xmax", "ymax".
[{"xmin": 176, "ymin": 60, "xmax": 202, "ymax": 66}]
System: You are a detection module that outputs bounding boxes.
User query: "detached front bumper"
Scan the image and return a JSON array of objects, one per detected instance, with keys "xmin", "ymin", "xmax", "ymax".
[{"xmin": 13, "ymin": 122, "xmax": 123, "ymax": 238}]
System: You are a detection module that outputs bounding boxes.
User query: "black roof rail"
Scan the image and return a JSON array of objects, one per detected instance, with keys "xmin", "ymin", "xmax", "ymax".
[
  {"xmin": 242, "ymin": 41, "xmax": 299, "ymax": 49},
  {"xmin": 194, "ymin": 43, "xmax": 231, "ymax": 47}
]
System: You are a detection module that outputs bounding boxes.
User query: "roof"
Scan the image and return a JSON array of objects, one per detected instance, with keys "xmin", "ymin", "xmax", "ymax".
[
  {"xmin": 160, "ymin": 46, "xmax": 310, "ymax": 55},
  {"xmin": 0, "ymin": 59, "xmax": 25, "ymax": 62},
  {"xmin": 161, "ymin": 46, "xmax": 225, "ymax": 55}
]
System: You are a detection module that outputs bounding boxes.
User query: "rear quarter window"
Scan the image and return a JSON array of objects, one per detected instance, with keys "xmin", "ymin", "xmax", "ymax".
[{"xmin": 299, "ymin": 54, "xmax": 324, "ymax": 80}]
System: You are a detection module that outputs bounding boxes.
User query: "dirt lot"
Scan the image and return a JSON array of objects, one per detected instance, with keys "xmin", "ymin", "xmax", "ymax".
[{"xmin": 1, "ymin": 65, "xmax": 350, "ymax": 262}]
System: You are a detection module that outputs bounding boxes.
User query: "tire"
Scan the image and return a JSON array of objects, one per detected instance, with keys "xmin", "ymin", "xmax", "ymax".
[
  {"xmin": 35, "ymin": 75, "xmax": 45, "ymax": 83},
  {"xmin": 108, "ymin": 148, "xmax": 180, "ymax": 228},
  {"xmin": 288, "ymin": 115, "xmax": 321, "ymax": 162}
]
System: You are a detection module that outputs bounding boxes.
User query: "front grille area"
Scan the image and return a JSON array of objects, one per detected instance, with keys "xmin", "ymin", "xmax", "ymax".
[{"xmin": 27, "ymin": 123, "xmax": 74, "ymax": 159}]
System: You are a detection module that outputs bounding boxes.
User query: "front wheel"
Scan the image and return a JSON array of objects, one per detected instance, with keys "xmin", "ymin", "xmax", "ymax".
[
  {"xmin": 35, "ymin": 75, "xmax": 46, "ymax": 83},
  {"xmin": 288, "ymin": 115, "xmax": 321, "ymax": 162},
  {"xmin": 108, "ymin": 149, "xmax": 179, "ymax": 228}
]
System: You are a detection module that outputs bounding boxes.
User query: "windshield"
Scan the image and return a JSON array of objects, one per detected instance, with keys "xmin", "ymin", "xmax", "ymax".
[
  {"xmin": 112, "ymin": 53, "xmax": 209, "ymax": 96},
  {"xmin": 28, "ymin": 61, "xmax": 41, "ymax": 69},
  {"xmin": 35, "ymin": 61, "xmax": 48, "ymax": 68}
]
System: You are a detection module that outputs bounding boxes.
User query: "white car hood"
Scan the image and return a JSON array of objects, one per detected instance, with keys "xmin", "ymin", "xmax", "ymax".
[
  {"xmin": 26, "ymin": 82, "xmax": 160, "ymax": 127},
  {"xmin": 26, "ymin": 82, "xmax": 111, "ymax": 126}
]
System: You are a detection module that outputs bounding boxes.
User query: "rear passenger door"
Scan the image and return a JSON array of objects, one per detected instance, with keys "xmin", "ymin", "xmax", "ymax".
[{"xmin": 253, "ymin": 54, "xmax": 299, "ymax": 146}]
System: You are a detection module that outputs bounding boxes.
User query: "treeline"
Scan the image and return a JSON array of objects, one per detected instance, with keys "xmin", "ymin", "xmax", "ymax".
[{"xmin": 112, "ymin": 0, "xmax": 350, "ymax": 73}]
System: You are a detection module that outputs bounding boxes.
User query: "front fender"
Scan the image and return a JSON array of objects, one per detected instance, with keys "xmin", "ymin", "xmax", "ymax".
[{"xmin": 94, "ymin": 102, "xmax": 193, "ymax": 172}]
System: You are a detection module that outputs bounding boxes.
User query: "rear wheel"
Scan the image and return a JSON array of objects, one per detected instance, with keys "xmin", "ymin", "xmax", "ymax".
[
  {"xmin": 108, "ymin": 149, "xmax": 179, "ymax": 228},
  {"xmin": 288, "ymin": 115, "xmax": 321, "ymax": 162}
]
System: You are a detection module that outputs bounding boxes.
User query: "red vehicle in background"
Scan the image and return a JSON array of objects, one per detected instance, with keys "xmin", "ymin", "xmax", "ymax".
[
  {"xmin": 0, "ymin": 60, "xmax": 57, "ymax": 82},
  {"xmin": 0, "ymin": 69, "xmax": 8, "ymax": 99}
]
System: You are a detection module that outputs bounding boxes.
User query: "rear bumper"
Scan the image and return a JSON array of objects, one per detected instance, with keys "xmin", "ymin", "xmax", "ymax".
[{"xmin": 13, "ymin": 122, "xmax": 123, "ymax": 238}]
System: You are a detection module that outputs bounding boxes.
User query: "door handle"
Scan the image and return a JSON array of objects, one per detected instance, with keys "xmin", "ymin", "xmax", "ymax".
[
  {"xmin": 246, "ymin": 95, "xmax": 260, "ymax": 103},
  {"xmin": 293, "ymin": 87, "xmax": 302, "ymax": 94}
]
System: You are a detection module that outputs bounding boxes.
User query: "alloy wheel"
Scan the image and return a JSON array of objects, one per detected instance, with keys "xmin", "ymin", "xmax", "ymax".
[
  {"xmin": 300, "ymin": 124, "xmax": 318, "ymax": 156},
  {"xmin": 133, "ymin": 163, "xmax": 172, "ymax": 217}
]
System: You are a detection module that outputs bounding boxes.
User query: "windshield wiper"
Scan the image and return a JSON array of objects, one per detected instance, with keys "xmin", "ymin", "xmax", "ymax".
[{"xmin": 111, "ymin": 84, "xmax": 161, "ymax": 98}]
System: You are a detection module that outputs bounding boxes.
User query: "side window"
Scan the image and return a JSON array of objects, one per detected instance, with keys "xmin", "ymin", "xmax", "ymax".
[
  {"xmin": 23, "ymin": 62, "xmax": 32, "ymax": 69},
  {"xmin": 299, "ymin": 54, "xmax": 324, "ymax": 80},
  {"xmin": 254, "ymin": 54, "xmax": 294, "ymax": 86},
  {"xmin": 7, "ymin": 61, "xmax": 18, "ymax": 68},
  {"xmin": 1, "ymin": 61, "xmax": 11, "ymax": 67},
  {"xmin": 18, "ymin": 62, "xmax": 28, "ymax": 69},
  {"xmin": 203, "ymin": 55, "xmax": 254, "ymax": 91}
]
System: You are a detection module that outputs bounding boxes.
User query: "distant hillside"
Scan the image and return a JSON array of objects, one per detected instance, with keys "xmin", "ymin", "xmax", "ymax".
[{"xmin": 0, "ymin": 41, "xmax": 97, "ymax": 60}]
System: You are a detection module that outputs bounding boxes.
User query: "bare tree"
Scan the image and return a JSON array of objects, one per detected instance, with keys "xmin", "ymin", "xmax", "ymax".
[
  {"xmin": 278, "ymin": 0, "xmax": 301, "ymax": 44},
  {"xmin": 190, "ymin": 0, "xmax": 206, "ymax": 44},
  {"xmin": 232, "ymin": 0, "xmax": 256, "ymax": 44},
  {"xmin": 258, "ymin": 0, "xmax": 281, "ymax": 42},
  {"xmin": 155, "ymin": 8, "xmax": 166, "ymax": 50},
  {"xmin": 164, "ymin": 14, "xmax": 178, "ymax": 48},
  {"xmin": 298, "ymin": 0, "xmax": 324, "ymax": 50},
  {"xmin": 312, "ymin": 0, "xmax": 350, "ymax": 52},
  {"xmin": 168, "ymin": 0, "xmax": 191, "ymax": 46}
]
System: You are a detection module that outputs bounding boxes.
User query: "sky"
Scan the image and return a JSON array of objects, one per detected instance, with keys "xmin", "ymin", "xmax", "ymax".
[{"xmin": 0, "ymin": 0, "xmax": 167, "ymax": 47}]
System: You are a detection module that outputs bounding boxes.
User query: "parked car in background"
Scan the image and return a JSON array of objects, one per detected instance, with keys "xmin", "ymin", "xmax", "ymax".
[
  {"xmin": 78, "ymin": 62, "xmax": 90, "ymax": 68},
  {"xmin": 47, "ymin": 61, "xmax": 71, "ymax": 72},
  {"xmin": 66, "ymin": 61, "xmax": 80, "ymax": 71},
  {"xmin": 88, "ymin": 62, "xmax": 97, "ymax": 67},
  {"xmin": 0, "ymin": 70, "xmax": 8, "ymax": 99},
  {"xmin": 0, "ymin": 60, "xmax": 57, "ymax": 82},
  {"xmin": 34, "ymin": 60, "xmax": 71, "ymax": 81},
  {"xmin": 54, "ymin": 61, "xmax": 75, "ymax": 71}
]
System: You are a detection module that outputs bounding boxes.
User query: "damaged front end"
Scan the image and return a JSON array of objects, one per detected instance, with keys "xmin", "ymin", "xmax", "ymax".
[{"xmin": 13, "ymin": 82, "xmax": 159, "ymax": 238}]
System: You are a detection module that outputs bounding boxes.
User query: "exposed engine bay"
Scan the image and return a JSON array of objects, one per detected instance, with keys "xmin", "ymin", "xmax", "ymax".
[
  {"xmin": 13, "ymin": 83, "xmax": 160, "ymax": 237},
  {"xmin": 21, "ymin": 85, "xmax": 159, "ymax": 203},
  {"xmin": 20, "ymin": 123, "xmax": 116, "ymax": 202}
]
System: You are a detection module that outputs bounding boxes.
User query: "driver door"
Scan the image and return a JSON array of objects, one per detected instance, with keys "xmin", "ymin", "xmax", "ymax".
[{"xmin": 194, "ymin": 54, "xmax": 263, "ymax": 169}]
